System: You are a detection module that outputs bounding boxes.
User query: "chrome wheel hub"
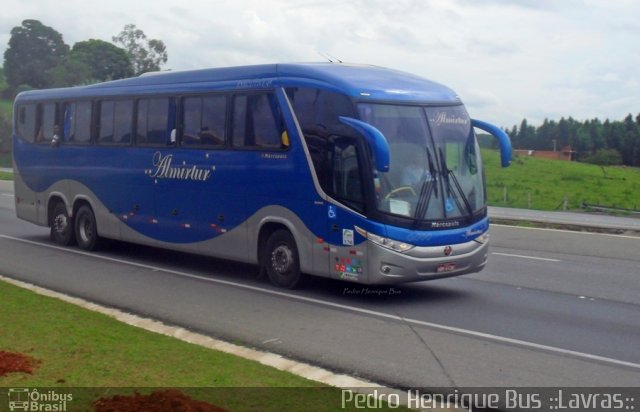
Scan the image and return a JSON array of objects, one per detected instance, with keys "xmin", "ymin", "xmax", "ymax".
[
  {"xmin": 271, "ymin": 245, "xmax": 293, "ymax": 274},
  {"xmin": 53, "ymin": 214, "xmax": 68, "ymax": 233}
]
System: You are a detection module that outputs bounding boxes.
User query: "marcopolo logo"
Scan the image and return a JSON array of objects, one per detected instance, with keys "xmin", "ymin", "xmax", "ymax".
[{"xmin": 7, "ymin": 388, "xmax": 73, "ymax": 411}]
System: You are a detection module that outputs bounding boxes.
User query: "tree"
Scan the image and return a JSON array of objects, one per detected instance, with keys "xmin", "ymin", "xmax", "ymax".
[
  {"xmin": 513, "ymin": 119, "xmax": 536, "ymax": 149},
  {"xmin": 70, "ymin": 39, "xmax": 134, "ymax": 81},
  {"xmin": 3, "ymin": 19, "xmax": 69, "ymax": 93},
  {"xmin": 574, "ymin": 121, "xmax": 594, "ymax": 159},
  {"xmin": 112, "ymin": 24, "xmax": 167, "ymax": 75},
  {"xmin": 0, "ymin": 112, "xmax": 10, "ymax": 153},
  {"xmin": 48, "ymin": 55, "xmax": 93, "ymax": 87},
  {"xmin": 0, "ymin": 66, "xmax": 8, "ymax": 98},
  {"xmin": 583, "ymin": 148, "xmax": 623, "ymax": 166},
  {"xmin": 622, "ymin": 114, "xmax": 640, "ymax": 167}
]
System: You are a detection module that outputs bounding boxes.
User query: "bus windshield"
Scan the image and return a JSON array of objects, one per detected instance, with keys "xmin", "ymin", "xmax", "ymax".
[{"xmin": 357, "ymin": 103, "xmax": 485, "ymax": 223}]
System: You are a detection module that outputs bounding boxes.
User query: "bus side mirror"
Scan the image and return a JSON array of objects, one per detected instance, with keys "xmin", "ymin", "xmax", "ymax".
[
  {"xmin": 471, "ymin": 119, "xmax": 512, "ymax": 167},
  {"xmin": 338, "ymin": 116, "xmax": 390, "ymax": 172}
]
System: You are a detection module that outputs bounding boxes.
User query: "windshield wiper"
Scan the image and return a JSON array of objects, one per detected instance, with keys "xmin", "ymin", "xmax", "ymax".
[
  {"xmin": 413, "ymin": 148, "xmax": 438, "ymax": 225},
  {"xmin": 438, "ymin": 147, "xmax": 474, "ymax": 219}
]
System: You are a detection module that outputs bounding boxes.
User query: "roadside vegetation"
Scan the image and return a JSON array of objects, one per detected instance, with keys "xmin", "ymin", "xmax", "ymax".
[
  {"xmin": 0, "ymin": 279, "xmax": 403, "ymax": 411},
  {"xmin": 483, "ymin": 149, "xmax": 640, "ymax": 211},
  {"xmin": 0, "ymin": 99, "xmax": 10, "ymax": 167}
]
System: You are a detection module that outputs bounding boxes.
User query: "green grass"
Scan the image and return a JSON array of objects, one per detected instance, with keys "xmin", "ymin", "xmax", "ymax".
[
  {"xmin": 0, "ymin": 99, "xmax": 11, "ymax": 115},
  {"xmin": 0, "ymin": 279, "xmax": 404, "ymax": 411},
  {"xmin": 0, "ymin": 171, "xmax": 11, "ymax": 180},
  {"xmin": 483, "ymin": 149, "xmax": 640, "ymax": 211},
  {"xmin": 0, "ymin": 151, "xmax": 11, "ymax": 169}
]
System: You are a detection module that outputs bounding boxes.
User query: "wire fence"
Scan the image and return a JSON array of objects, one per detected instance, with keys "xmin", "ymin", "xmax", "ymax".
[{"xmin": 494, "ymin": 187, "xmax": 640, "ymax": 213}]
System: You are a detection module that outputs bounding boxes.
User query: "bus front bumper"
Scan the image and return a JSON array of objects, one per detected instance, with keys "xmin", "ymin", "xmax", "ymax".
[{"xmin": 364, "ymin": 236, "xmax": 490, "ymax": 284}]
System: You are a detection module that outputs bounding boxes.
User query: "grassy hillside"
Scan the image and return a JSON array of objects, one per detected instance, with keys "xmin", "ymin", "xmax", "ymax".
[{"xmin": 483, "ymin": 149, "xmax": 640, "ymax": 211}]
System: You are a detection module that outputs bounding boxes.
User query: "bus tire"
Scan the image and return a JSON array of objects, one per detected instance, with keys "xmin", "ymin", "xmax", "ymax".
[
  {"xmin": 50, "ymin": 202, "xmax": 75, "ymax": 246},
  {"xmin": 75, "ymin": 205, "xmax": 101, "ymax": 251},
  {"xmin": 264, "ymin": 229, "xmax": 303, "ymax": 289}
]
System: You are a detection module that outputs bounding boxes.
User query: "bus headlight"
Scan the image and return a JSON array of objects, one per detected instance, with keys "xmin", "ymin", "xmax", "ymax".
[
  {"xmin": 355, "ymin": 226, "xmax": 415, "ymax": 253},
  {"xmin": 473, "ymin": 232, "xmax": 490, "ymax": 244}
]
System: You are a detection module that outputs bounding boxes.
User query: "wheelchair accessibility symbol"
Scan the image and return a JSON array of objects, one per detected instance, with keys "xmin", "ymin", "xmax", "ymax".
[{"xmin": 328, "ymin": 205, "xmax": 337, "ymax": 219}]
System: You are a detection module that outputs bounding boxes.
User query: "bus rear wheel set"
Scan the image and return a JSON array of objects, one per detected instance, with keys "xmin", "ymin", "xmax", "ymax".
[
  {"xmin": 74, "ymin": 205, "xmax": 100, "ymax": 251},
  {"xmin": 49, "ymin": 202, "xmax": 304, "ymax": 288},
  {"xmin": 49, "ymin": 201, "xmax": 101, "ymax": 251}
]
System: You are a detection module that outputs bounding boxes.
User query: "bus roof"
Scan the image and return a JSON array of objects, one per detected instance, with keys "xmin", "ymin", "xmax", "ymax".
[{"xmin": 15, "ymin": 63, "xmax": 460, "ymax": 104}]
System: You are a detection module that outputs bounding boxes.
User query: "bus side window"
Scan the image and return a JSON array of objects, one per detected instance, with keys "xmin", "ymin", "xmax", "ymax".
[
  {"xmin": 182, "ymin": 95, "xmax": 226, "ymax": 147},
  {"xmin": 330, "ymin": 137, "xmax": 365, "ymax": 212},
  {"xmin": 63, "ymin": 102, "xmax": 75, "ymax": 142},
  {"xmin": 98, "ymin": 101, "xmax": 115, "ymax": 144},
  {"xmin": 16, "ymin": 104, "xmax": 37, "ymax": 143},
  {"xmin": 286, "ymin": 87, "xmax": 358, "ymax": 197},
  {"xmin": 114, "ymin": 100, "xmax": 133, "ymax": 144},
  {"xmin": 99, "ymin": 100, "xmax": 133, "ymax": 145},
  {"xmin": 36, "ymin": 102, "xmax": 59, "ymax": 144},
  {"xmin": 63, "ymin": 101, "xmax": 92, "ymax": 145},
  {"xmin": 137, "ymin": 97, "xmax": 175, "ymax": 146},
  {"xmin": 232, "ymin": 93, "xmax": 284, "ymax": 150},
  {"xmin": 74, "ymin": 101, "xmax": 92, "ymax": 145}
]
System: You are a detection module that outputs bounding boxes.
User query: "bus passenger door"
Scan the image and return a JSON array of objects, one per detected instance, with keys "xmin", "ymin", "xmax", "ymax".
[{"xmin": 326, "ymin": 136, "xmax": 367, "ymax": 283}]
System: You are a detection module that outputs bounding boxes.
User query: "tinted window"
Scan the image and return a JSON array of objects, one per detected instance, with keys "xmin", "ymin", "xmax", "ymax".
[
  {"xmin": 286, "ymin": 88, "xmax": 357, "ymax": 194},
  {"xmin": 232, "ymin": 93, "xmax": 283, "ymax": 149},
  {"xmin": 62, "ymin": 101, "xmax": 92, "ymax": 144},
  {"xmin": 182, "ymin": 95, "xmax": 226, "ymax": 147},
  {"xmin": 17, "ymin": 104, "xmax": 37, "ymax": 143},
  {"xmin": 36, "ymin": 103, "xmax": 59, "ymax": 144},
  {"xmin": 331, "ymin": 137, "xmax": 365, "ymax": 211},
  {"xmin": 99, "ymin": 100, "xmax": 133, "ymax": 145},
  {"xmin": 137, "ymin": 98, "xmax": 175, "ymax": 146},
  {"xmin": 74, "ymin": 101, "xmax": 93, "ymax": 144},
  {"xmin": 286, "ymin": 88, "xmax": 355, "ymax": 137}
]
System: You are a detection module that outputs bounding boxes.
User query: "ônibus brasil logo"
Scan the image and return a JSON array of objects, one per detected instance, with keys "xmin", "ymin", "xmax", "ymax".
[{"xmin": 7, "ymin": 388, "xmax": 73, "ymax": 411}]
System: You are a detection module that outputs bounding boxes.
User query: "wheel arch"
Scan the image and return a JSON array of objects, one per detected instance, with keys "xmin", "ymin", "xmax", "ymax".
[
  {"xmin": 256, "ymin": 217, "xmax": 313, "ymax": 265},
  {"xmin": 72, "ymin": 196, "xmax": 94, "ymax": 218},
  {"xmin": 257, "ymin": 220, "xmax": 293, "ymax": 267},
  {"xmin": 46, "ymin": 193, "xmax": 69, "ymax": 227}
]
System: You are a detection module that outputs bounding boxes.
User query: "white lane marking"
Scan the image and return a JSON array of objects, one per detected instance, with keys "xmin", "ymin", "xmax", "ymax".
[
  {"xmin": 1, "ymin": 193, "xmax": 14, "ymax": 197},
  {"xmin": 492, "ymin": 252, "xmax": 561, "ymax": 262},
  {"xmin": 491, "ymin": 223, "xmax": 640, "ymax": 240},
  {"xmin": 2, "ymin": 233, "xmax": 640, "ymax": 371}
]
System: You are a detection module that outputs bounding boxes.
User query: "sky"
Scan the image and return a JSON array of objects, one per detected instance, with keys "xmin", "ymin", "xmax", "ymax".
[{"xmin": 1, "ymin": 0, "xmax": 638, "ymax": 129}]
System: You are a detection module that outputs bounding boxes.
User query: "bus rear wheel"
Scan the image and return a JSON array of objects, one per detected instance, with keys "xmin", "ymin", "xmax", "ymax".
[
  {"xmin": 50, "ymin": 202, "xmax": 75, "ymax": 246},
  {"xmin": 264, "ymin": 230, "xmax": 303, "ymax": 289},
  {"xmin": 75, "ymin": 205, "xmax": 101, "ymax": 251}
]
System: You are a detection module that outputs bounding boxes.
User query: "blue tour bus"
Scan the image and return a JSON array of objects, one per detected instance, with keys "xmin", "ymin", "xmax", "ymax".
[{"xmin": 12, "ymin": 63, "xmax": 511, "ymax": 288}]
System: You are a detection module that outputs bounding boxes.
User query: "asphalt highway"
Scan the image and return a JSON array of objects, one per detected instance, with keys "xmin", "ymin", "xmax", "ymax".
[{"xmin": 1, "ymin": 181, "xmax": 639, "ymax": 389}]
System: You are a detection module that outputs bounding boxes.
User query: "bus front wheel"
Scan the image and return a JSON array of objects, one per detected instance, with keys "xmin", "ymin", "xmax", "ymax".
[
  {"xmin": 264, "ymin": 230, "xmax": 303, "ymax": 289},
  {"xmin": 75, "ymin": 205, "xmax": 101, "ymax": 251},
  {"xmin": 50, "ymin": 202, "xmax": 75, "ymax": 246}
]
